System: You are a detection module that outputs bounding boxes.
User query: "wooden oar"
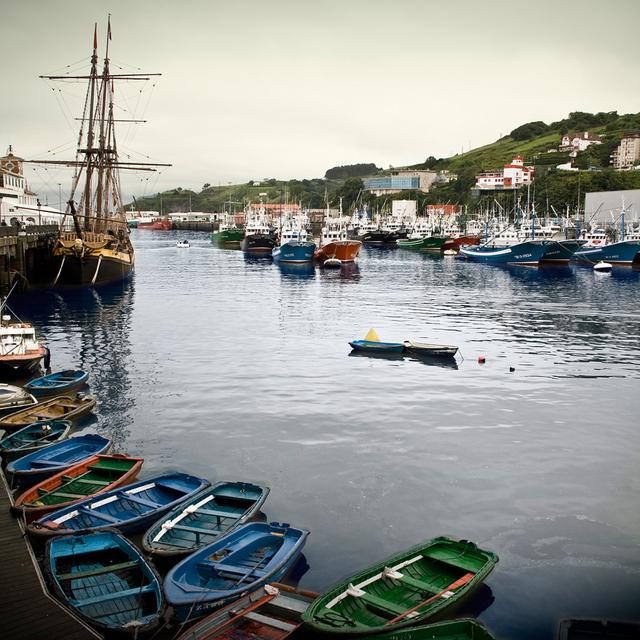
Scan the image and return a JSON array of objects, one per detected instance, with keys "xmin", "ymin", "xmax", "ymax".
[{"xmin": 385, "ymin": 572, "xmax": 474, "ymax": 625}]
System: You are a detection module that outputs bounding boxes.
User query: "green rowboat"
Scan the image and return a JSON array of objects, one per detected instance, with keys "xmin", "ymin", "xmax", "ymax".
[
  {"xmin": 397, "ymin": 236, "xmax": 449, "ymax": 252},
  {"xmin": 357, "ymin": 619, "xmax": 496, "ymax": 639},
  {"xmin": 302, "ymin": 536, "xmax": 498, "ymax": 636}
]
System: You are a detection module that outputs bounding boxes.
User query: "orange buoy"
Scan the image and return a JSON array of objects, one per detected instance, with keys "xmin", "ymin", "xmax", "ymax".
[{"xmin": 478, "ymin": 356, "xmax": 486, "ymax": 364}]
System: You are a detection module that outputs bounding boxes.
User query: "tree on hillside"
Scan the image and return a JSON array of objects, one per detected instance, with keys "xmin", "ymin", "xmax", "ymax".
[
  {"xmin": 332, "ymin": 177, "xmax": 364, "ymax": 212},
  {"xmin": 325, "ymin": 163, "xmax": 379, "ymax": 180},
  {"xmin": 510, "ymin": 121, "xmax": 549, "ymax": 141}
]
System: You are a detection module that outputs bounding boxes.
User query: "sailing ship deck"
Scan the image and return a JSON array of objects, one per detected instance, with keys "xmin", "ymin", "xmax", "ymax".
[{"xmin": 0, "ymin": 466, "xmax": 101, "ymax": 639}]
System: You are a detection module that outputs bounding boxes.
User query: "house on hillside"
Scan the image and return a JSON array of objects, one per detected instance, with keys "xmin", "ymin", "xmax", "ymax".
[
  {"xmin": 363, "ymin": 170, "xmax": 437, "ymax": 196},
  {"xmin": 473, "ymin": 155, "xmax": 534, "ymax": 193},
  {"xmin": 558, "ymin": 131, "xmax": 603, "ymax": 157},
  {"xmin": 611, "ymin": 134, "xmax": 640, "ymax": 171}
]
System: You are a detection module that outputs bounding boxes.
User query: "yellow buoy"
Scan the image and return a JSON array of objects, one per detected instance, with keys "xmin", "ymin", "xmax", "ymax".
[{"xmin": 364, "ymin": 328, "xmax": 380, "ymax": 342}]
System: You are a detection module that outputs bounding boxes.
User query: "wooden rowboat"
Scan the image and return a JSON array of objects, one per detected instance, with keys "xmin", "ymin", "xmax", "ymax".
[
  {"xmin": 175, "ymin": 583, "xmax": 318, "ymax": 640},
  {"xmin": 356, "ymin": 619, "xmax": 496, "ymax": 639},
  {"xmin": 142, "ymin": 481, "xmax": 269, "ymax": 557},
  {"xmin": 46, "ymin": 530, "xmax": 164, "ymax": 636},
  {"xmin": 0, "ymin": 383, "xmax": 37, "ymax": 414},
  {"xmin": 301, "ymin": 536, "xmax": 498, "ymax": 636},
  {"xmin": 0, "ymin": 393, "xmax": 96, "ymax": 432},
  {"xmin": 403, "ymin": 341, "xmax": 458, "ymax": 358},
  {"xmin": 12, "ymin": 453, "xmax": 143, "ymax": 522},
  {"xmin": 24, "ymin": 369, "xmax": 89, "ymax": 397},
  {"xmin": 0, "ymin": 420, "xmax": 72, "ymax": 462}
]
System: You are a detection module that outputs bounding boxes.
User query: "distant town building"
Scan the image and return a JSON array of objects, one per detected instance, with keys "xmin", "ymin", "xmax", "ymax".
[
  {"xmin": 363, "ymin": 170, "xmax": 437, "ymax": 196},
  {"xmin": 474, "ymin": 155, "xmax": 534, "ymax": 192},
  {"xmin": 168, "ymin": 212, "xmax": 213, "ymax": 223},
  {"xmin": 611, "ymin": 134, "xmax": 640, "ymax": 171},
  {"xmin": 426, "ymin": 204, "xmax": 462, "ymax": 216},
  {"xmin": 0, "ymin": 147, "xmax": 64, "ymax": 225},
  {"xmin": 559, "ymin": 131, "xmax": 603, "ymax": 156},
  {"xmin": 391, "ymin": 200, "xmax": 417, "ymax": 219},
  {"xmin": 434, "ymin": 170, "xmax": 457, "ymax": 184}
]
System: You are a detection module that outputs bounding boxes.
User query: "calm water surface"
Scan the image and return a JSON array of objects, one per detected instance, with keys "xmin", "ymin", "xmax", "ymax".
[{"xmin": 11, "ymin": 230, "xmax": 640, "ymax": 639}]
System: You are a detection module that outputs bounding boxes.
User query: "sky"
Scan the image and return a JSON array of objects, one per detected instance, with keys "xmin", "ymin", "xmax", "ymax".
[{"xmin": 1, "ymin": 0, "xmax": 639, "ymax": 205}]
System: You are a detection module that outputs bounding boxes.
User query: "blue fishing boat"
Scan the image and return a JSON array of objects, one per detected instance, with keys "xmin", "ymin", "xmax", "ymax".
[
  {"xmin": 272, "ymin": 221, "xmax": 316, "ymax": 264},
  {"xmin": 573, "ymin": 240, "xmax": 640, "ymax": 266},
  {"xmin": 28, "ymin": 472, "xmax": 210, "ymax": 538},
  {"xmin": 0, "ymin": 419, "xmax": 72, "ymax": 462},
  {"xmin": 6, "ymin": 434, "xmax": 111, "ymax": 483},
  {"xmin": 459, "ymin": 239, "xmax": 553, "ymax": 265},
  {"xmin": 349, "ymin": 329, "xmax": 404, "ymax": 354},
  {"xmin": 46, "ymin": 531, "xmax": 164, "ymax": 636},
  {"xmin": 24, "ymin": 369, "xmax": 89, "ymax": 397},
  {"xmin": 142, "ymin": 481, "xmax": 270, "ymax": 557},
  {"xmin": 164, "ymin": 521, "xmax": 309, "ymax": 622}
]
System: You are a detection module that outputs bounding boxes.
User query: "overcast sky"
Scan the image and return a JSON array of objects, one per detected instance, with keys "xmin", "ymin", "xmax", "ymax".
[{"xmin": 1, "ymin": 0, "xmax": 639, "ymax": 204}]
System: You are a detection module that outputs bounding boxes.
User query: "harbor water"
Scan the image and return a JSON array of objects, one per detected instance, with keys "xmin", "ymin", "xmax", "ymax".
[{"xmin": 10, "ymin": 229, "xmax": 640, "ymax": 639}]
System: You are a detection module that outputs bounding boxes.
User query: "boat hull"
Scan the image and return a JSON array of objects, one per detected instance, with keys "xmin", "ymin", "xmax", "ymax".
[
  {"xmin": 315, "ymin": 240, "xmax": 361, "ymax": 263},
  {"xmin": 242, "ymin": 234, "xmax": 276, "ymax": 254},
  {"xmin": 349, "ymin": 340, "xmax": 405, "ymax": 353},
  {"xmin": 398, "ymin": 236, "xmax": 448, "ymax": 252},
  {"xmin": 272, "ymin": 241, "xmax": 316, "ymax": 264},
  {"xmin": 360, "ymin": 230, "xmax": 388, "ymax": 245},
  {"xmin": 51, "ymin": 250, "xmax": 134, "ymax": 287},
  {"xmin": 138, "ymin": 219, "xmax": 173, "ymax": 230},
  {"xmin": 442, "ymin": 236, "xmax": 481, "ymax": 252},
  {"xmin": 573, "ymin": 240, "xmax": 640, "ymax": 265},
  {"xmin": 0, "ymin": 420, "xmax": 72, "ymax": 463},
  {"xmin": 25, "ymin": 369, "xmax": 89, "ymax": 397},
  {"xmin": 459, "ymin": 240, "xmax": 551, "ymax": 265},
  {"xmin": 540, "ymin": 240, "xmax": 586, "ymax": 263},
  {"xmin": 0, "ymin": 349, "xmax": 47, "ymax": 377},
  {"xmin": 212, "ymin": 229, "xmax": 244, "ymax": 246}
]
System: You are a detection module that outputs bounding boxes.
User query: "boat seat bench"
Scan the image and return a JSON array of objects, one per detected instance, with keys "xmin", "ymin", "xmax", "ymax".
[
  {"xmin": 199, "ymin": 561, "xmax": 267, "ymax": 578},
  {"xmin": 120, "ymin": 493, "xmax": 157, "ymax": 508},
  {"xmin": 50, "ymin": 491, "xmax": 89, "ymax": 500},
  {"xmin": 396, "ymin": 574, "xmax": 441, "ymax": 594},
  {"xmin": 171, "ymin": 523, "xmax": 218, "ymax": 536},
  {"xmin": 197, "ymin": 507, "xmax": 239, "ymax": 519},
  {"xmin": 75, "ymin": 583, "xmax": 155, "ymax": 606},
  {"xmin": 243, "ymin": 612, "xmax": 296, "ymax": 632},
  {"xmin": 357, "ymin": 592, "xmax": 408, "ymax": 617},
  {"xmin": 72, "ymin": 477, "xmax": 112, "ymax": 486},
  {"xmin": 58, "ymin": 560, "xmax": 140, "ymax": 581}
]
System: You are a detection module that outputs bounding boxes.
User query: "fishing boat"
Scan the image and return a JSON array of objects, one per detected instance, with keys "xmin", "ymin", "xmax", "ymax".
[
  {"xmin": 0, "ymin": 383, "xmax": 37, "ymax": 413},
  {"xmin": 212, "ymin": 215, "xmax": 244, "ymax": 247},
  {"xmin": 28, "ymin": 472, "xmax": 210, "ymax": 538},
  {"xmin": 46, "ymin": 530, "xmax": 164, "ymax": 636},
  {"xmin": 0, "ymin": 312, "xmax": 48, "ymax": 377},
  {"xmin": 573, "ymin": 239, "xmax": 640, "ymax": 266},
  {"xmin": 241, "ymin": 205, "xmax": 276, "ymax": 255},
  {"xmin": 175, "ymin": 583, "xmax": 319, "ymax": 640},
  {"xmin": 164, "ymin": 521, "xmax": 310, "ymax": 623},
  {"xmin": 0, "ymin": 420, "xmax": 72, "ymax": 462},
  {"xmin": 557, "ymin": 619, "xmax": 640, "ymax": 639},
  {"xmin": 24, "ymin": 369, "xmax": 89, "ymax": 397},
  {"xmin": 315, "ymin": 198, "xmax": 361, "ymax": 265},
  {"xmin": 301, "ymin": 536, "xmax": 498, "ymax": 636},
  {"xmin": 138, "ymin": 217, "xmax": 173, "ymax": 230},
  {"xmin": 0, "ymin": 392, "xmax": 96, "ymax": 432},
  {"xmin": 34, "ymin": 18, "xmax": 169, "ymax": 287},
  {"xmin": 397, "ymin": 235, "xmax": 448, "ymax": 252},
  {"xmin": 13, "ymin": 453, "xmax": 143, "ymax": 522},
  {"xmin": 459, "ymin": 238, "xmax": 554, "ymax": 266},
  {"xmin": 272, "ymin": 219, "xmax": 316, "ymax": 264},
  {"xmin": 349, "ymin": 328, "xmax": 404, "ymax": 354},
  {"xmin": 142, "ymin": 481, "xmax": 270, "ymax": 558},
  {"xmin": 403, "ymin": 341, "xmax": 458, "ymax": 358},
  {"xmin": 6, "ymin": 434, "xmax": 112, "ymax": 484},
  {"xmin": 176, "ymin": 239, "xmax": 191, "ymax": 248}
]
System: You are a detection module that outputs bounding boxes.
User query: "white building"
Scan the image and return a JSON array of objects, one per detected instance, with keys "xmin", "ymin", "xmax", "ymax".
[
  {"xmin": 611, "ymin": 134, "xmax": 640, "ymax": 171},
  {"xmin": 391, "ymin": 200, "xmax": 417, "ymax": 220},
  {"xmin": 474, "ymin": 155, "xmax": 534, "ymax": 191},
  {"xmin": 363, "ymin": 170, "xmax": 437, "ymax": 196},
  {"xmin": 168, "ymin": 211, "xmax": 212, "ymax": 223},
  {"xmin": 0, "ymin": 148, "xmax": 64, "ymax": 226},
  {"xmin": 559, "ymin": 131, "xmax": 603, "ymax": 156}
]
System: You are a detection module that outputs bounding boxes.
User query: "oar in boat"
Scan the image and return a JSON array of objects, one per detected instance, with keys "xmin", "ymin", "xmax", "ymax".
[{"xmin": 385, "ymin": 572, "xmax": 475, "ymax": 625}]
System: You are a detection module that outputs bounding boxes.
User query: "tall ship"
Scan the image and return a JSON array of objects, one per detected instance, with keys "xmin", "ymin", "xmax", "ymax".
[{"xmin": 34, "ymin": 19, "xmax": 168, "ymax": 287}]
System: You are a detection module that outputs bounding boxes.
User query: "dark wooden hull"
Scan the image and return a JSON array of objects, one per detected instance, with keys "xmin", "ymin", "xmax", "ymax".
[
  {"xmin": 52, "ymin": 253, "xmax": 133, "ymax": 288},
  {"xmin": 241, "ymin": 234, "xmax": 276, "ymax": 254}
]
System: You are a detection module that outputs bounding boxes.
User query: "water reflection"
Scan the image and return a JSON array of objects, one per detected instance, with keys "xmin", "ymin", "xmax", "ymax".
[
  {"xmin": 348, "ymin": 350, "xmax": 459, "ymax": 369},
  {"xmin": 278, "ymin": 263, "xmax": 315, "ymax": 279},
  {"xmin": 319, "ymin": 262, "xmax": 361, "ymax": 282}
]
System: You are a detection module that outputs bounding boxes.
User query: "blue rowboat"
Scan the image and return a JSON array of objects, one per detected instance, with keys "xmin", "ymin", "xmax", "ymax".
[
  {"xmin": 28, "ymin": 472, "xmax": 211, "ymax": 538},
  {"xmin": 142, "ymin": 481, "xmax": 270, "ymax": 558},
  {"xmin": 459, "ymin": 240, "xmax": 553, "ymax": 265},
  {"xmin": 6, "ymin": 434, "xmax": 111, "ymax": 483},
  {"xmin": 46, "ymin": 530, "xmax": 164, "ymax": 636},
  {"xmin": 349, "ymin": 339, "xmax": 405, "ymax": 353},
  {"xmin": 272, "ymin": 241, "xmax": 316, "ymax": 264},
  {"xmin": 164, "ymin": 521, "xmax": 309, "ymax": 622},
  {"xmin": 573, "ymin": 240, "xmax": 640, "ymax": 266},
  {"xmin": 24, "ymin": 369, "xmax": 89, "ymax": 397},
  {"xmin": 0, "ymin": 420, "xmax": 72, "ymax": 462}
]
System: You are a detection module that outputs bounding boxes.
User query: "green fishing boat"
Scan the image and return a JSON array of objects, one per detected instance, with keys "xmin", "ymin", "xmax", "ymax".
[
  {"xmin": 211, "ymin": 218, "xmax": 244, "ymax": 247},
  {"xmin": 397, "ymin": 236, "xmax": 449, "ymax": 252},
  {"xmin": 302, "ymin": 536, "xmax": 498, "ymax": 636},
  {"xmin": 357, "ymin": 619, "xmax": 496, "ymax": 639}
]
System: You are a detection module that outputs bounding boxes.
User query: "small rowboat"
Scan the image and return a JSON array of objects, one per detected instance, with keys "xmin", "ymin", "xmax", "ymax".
[
  {"xmin": 28, "ymin": 472, "xmax": 211, "ymax": 538},
  {"xmin": 46, "ymin": 530, "xmax": 164, "ymax": 636},
  {"xmin": 349, "ymin": 340, "xmax": 405, "ymax": 354},
  {"xmin": 0, "ymin": 392, "xmax": 96, "ymax": 432},
  {"xmin": 24, "ymin": 369, "xmax": 89, "ymax": 397},
  {"xmin": 357, "ymin": 619, "xmax": 496, "ymax": 639},
  {"xmin": 301, "ymin": 536, "xmax": 498, "ymax": 636},
  {"xmin": 164, "ymin": 522, "xmax": 310, "ymax": 622},
  {"xmin": 175, "ymin": 583, "xmax": 319, "ymax": 640},
  {"xmin": 6, "ymin": 434, "xmax": 112, "ymax": 484},
  {"xmin": 142, "ymin": 481, "xmax": 269, "ymax": 558},
  {"xmin": 176, "ymin": 240, "xmax": 191, "ymax": 248},
  {"xmin": 0, "ymin": 383, "xmax": 37, "ymax": 414},
  {"xmin": 403, "ymin": 341, "xmax": 458, "ymax": 358},
  {"xmin": 0, "ymin": 420, "xmax": 72, "ymax": 462},
  {"xmin": 12, "ymin": 453, "xmax": 143, "ymax": 522}
]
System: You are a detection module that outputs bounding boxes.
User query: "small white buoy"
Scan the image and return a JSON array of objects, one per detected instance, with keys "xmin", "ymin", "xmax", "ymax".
[
  {"xmin": 443, "ymin": 249, "xmax": 457, "ymax": 256},
  {"xmin": 323, "ymin": 258, "xmax": 342, "ymax": 269},
  {"xmin": 593, "ymin": 261, "xmax": 612, "ymax": 272}
]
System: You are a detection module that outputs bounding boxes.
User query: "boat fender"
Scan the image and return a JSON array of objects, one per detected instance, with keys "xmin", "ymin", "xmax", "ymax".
[
  {"xmin": 478, "ymin": 356, "xmax": 486, "ymax": 364},
  {"xmin": 264, "ymin": 585, "xmax": 280, "ymax": 596}
]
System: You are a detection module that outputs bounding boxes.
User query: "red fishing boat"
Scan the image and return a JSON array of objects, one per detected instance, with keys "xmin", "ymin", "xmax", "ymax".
[
  {"xmin": 442, "ymin": 235, "xmax": 481, "ymax": 252},
  {"xmin": 138, "ymin": 217, "xmax": 173, "ymax": 230},
  {"xmin": 315, "ymin": 201, "xmax": 361, "ymax": 265}
]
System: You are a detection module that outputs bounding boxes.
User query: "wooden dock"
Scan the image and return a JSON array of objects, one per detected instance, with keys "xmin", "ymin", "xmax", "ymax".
[{"xmin": 0, "ymin": 466, "xmax": 101, "ymax": 639}]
